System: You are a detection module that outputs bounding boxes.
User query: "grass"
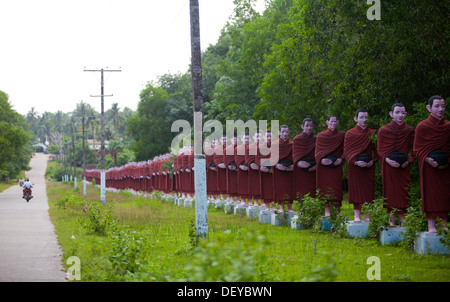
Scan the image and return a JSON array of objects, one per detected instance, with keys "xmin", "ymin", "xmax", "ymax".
[
  {"xmin": 0, "ymin": 181, "xmax": 15, "ymax": 193},
  {"xmin": 46, "ymin": 181, "xmax": 450, "ymax": 282}
]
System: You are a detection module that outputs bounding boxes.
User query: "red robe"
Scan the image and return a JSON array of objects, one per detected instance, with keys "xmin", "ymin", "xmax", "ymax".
[
  {"xmin": 292, "ymin": 132, "xmax": 316, "ymax": 200},
  {"xmin": 378, "ymin": 121, "xmax": 415, "ymax": 213},
  {"xmin": 224, "ymin": 144, "xmax": 238, "ymax": 197},
  {"xmin": 413, "ymin": 114, "xmax": 450, "ymax": 219},
  {"xmin": 205, "ymin": 147, "xmax": 218, "ymax": 195},
  {"xmin": 188, "ymin": 151, "xmax": 195, "ymax": 195},
  {"xmin": 176, "ymin": 154, "xmax": 183, "ymax": 193},
  {"xmin": 181, "ymin": 154, "xmax": 189, "ymax": 194},
  {"xmin": 236, "ymin": 143, "xmax": 250, "ymax": 200},
  {"xmin": 173, "ymin": 155, "xmax": 179, "ymax": 193},
  {"xmin": 272, "ymin": 138, "xmax": 294, "ymax": 204},
  {"xmin": 246, "ymin": 142, "xmax": 261, "ymax": 200},
  {"xmin": 256, "ymin": 142, "xmax": 273, "ymax": 203},
  {"xmin": 213, "ymin": 144, "xmax": 227, "ymax": 196},
  {"xmin": 315, "ymin": 129, "xmax": 345, "ymax": 205},
  {"xmin": 344, "ymin": 125, "xmax": 379, "ymax": 209}
]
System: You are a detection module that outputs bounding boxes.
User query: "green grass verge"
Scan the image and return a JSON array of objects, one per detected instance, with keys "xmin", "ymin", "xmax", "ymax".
[{"xmin": 47, "ymin": 181, "xmax": 450, "ymax": 282}]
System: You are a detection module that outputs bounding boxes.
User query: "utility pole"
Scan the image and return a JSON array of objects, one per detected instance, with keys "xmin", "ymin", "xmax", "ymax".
[
  {"xmin": 189, "ymin": 0, "xmax": 208, "ymax": 241},
  {"xmin": 76, "ymin": 111, "xmax": 96, "ymax": 197},
  {"xmin": 84, "ymin": 68, "xmax": 121, "ymax": 204}
]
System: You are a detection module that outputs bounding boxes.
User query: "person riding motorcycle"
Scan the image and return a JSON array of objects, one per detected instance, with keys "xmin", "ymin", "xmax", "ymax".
[{"xmin": 22, "ymin": 177, "xmax": 33, "ymax": 199}]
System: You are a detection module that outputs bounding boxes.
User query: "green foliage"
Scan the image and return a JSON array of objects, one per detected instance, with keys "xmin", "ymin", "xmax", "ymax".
[
  {"xmin": 81, "ymin": 201, "xmax": 118, "ymax": 236},
  {"xmin": 0, "ymin": 90, "xmax": 32, "ymax": 180},
  {"xmin": 362, "ymin": 198, "xmax": 391, "ymax": 240},
  {"xmin": 47, "ymin": 182, "xmax": 450, "ymax": 282},
  {"xmin": 181, "ymin": 229, "xmax": 269, "ymax": 282},
  {"xmin": 56, "ymin": 193, "xmax": 83, "ymax": 209},
  {"xmin": 300, "ymin": 253, "xmax": 339, "ymax": 282},
  {"xmin": 436, "ymin": 219, "xmax": 450, "ymax": 249},
  {"xmin": 126, "ymin": 83, "xmax": 172, "ymax": 161},
  {"xmin": 292, "ymin": 192, "xmax": 326, "ymax": 230},
  {"xmin": 401, "ymin": 193, "xmax": 428, "ymax": 250},
  {"xmin": 109, "ymin": 225, "xmax": 146, "ymax": 278}
]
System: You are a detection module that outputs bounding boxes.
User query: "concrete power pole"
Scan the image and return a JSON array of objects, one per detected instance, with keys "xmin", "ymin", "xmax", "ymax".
[
  {"xmin": 84, "ymin": 68, "xmax": 121, "ymax": 204},
  {"xmin": 189, "ymin": 0, "xmax": 208, "ymax": 240}
]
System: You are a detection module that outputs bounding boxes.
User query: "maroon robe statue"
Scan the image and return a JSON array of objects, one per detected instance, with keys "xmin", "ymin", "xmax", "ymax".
[
  {"xmin": 414, "ymin": 114, "xmax": 450, "ymax": 220},
  {"xmin": 378, "ymin": 120, "xmax": 415, "ymax": 216},
  {"xmin": 272, "ymin": 136, "xmax": 294, "ymax": 210},
  {"xmin": 246, "ymin": 140, "xmax": 261, "ymax": 204},
  {"xmin": 315, "ymin": 128, "xmax": 345, "ymax": 207},
  {"xmin": 292, "ymin": 132, "xmax": 316, "ymax": 200},
  {"xmin": 344, "ymin": 125, "xmax": 379, "ymax": 212}
]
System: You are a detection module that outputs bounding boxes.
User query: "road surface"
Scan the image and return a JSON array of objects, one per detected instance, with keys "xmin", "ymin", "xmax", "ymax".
[{"xmin": 0, "ymin": 153, "xmax": 66, "ymax": 281}]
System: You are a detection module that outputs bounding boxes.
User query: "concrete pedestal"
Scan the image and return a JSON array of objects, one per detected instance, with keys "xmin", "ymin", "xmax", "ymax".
[
  {"xmin": 414, "ymin": 232, "xmax": 450, "ymax": 254},
  {"xmin": 224, "ymin": 202, "xmax": 238, "ymax": 214},
  {"xmin": 321, "ymin": 217, "xmax": 333, "ymax": 231},
  {"xmin": 290, "ymin": 215, "xmax": 303, "ymax": 230},
  {"xmin": 234, "ymin": 204, "xmax": 248, "ymax": 216},
  {"xmin": 271, "ymin": 211, "xmax": 297, "ymax": 226},
  {"xmin": 380, "ymin": 227, "xmax": 405, "ymax": 245},
  {"xmin": 346, "ymin": 221, "xmax": 369, "ymax": 238},
  {"xmin": 246, "ymin": 206, "xmax": 262, "ymax": 219},
  {"xmin": 215, "ymin": 200, "xmax": 224, "ymax": 210},
  {"xmin": 259, "ymin": 210, "xmax": 275, "ymax": 224},
  {"xmin": 184, "ymin": 198, "xmax": 193, "ymax": 207}
]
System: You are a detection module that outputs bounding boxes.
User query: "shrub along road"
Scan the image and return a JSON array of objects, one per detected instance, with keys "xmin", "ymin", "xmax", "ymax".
[{"xmin": 0, "ymin": 153, "xmax": 66, "ymax": 281}]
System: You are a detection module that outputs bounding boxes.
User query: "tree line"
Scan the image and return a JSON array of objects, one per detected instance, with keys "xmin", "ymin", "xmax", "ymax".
[
  {"xmin": 128, "ymin": 0, "xmax": 448, "ymax": 162},
  {"xmin": 2, "ymin": 0, "xmax": 448, "ymax": 182}
]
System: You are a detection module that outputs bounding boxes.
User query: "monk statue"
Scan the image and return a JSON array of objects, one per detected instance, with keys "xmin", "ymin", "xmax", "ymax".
[
  {"xmin": 257, "ymin": 130, "xmax": 274, "ymax": 210},
  {"xmin": 378, "ymin": 103, "xmax": 415, "ymax": 226},
  {"xmin": 246, "ymin": 132, "xmax": 262, "ymax": 207},
  {"xmin": 413, "ymin": 96, "xmax": 449, "ymax": 233},
  {"xmin": 315, "ymin": 116, "xmax": 345, "ymax": 217},
  {"xmin": 272, "ymin": 125, "xmax": 294, "ymax": 213},
  {"xmin": 344, "ymin": 109, "xmax": 379, "ymax": 222},
  {"xmin": 293, "ymin": 118, "xmax": 317, "ymax": 202}
]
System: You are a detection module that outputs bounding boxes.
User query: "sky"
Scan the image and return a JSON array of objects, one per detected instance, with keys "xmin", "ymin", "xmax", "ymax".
[{"xmin": 0, "ymin": 0, "xmax": 266, "ymax": 116}]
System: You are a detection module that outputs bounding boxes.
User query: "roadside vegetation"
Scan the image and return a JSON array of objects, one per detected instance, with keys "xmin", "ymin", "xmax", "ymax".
[{"xmin": 47, "ymin": 181, "xmax": 449, "ymax": 282}]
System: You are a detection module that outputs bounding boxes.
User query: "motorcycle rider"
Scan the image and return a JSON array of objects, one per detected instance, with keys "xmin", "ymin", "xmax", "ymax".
[{"xmin": 22, "ymin": 177, "xmax": 33, "ymax": 199}]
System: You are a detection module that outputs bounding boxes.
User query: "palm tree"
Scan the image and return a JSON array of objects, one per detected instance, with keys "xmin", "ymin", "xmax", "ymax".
[
  {"xmin": 108, "ymin": 103, "xmax": 124, "ymax": 139},
  {"xmin": 26, "ymin": 107, "xmax": 39, "ymax": 136},
  {"xmin": 53, "ymin": 110, "xmax": 66, "ymax": 153},
  {"xmin": 108, "ymin": 139, "xmax": 123, "ymax": 167},
  {"xmin": 86, "ymin": 114, "xmax": 100, "ymax": 165},
  {"xmin": 38, "ymin": 112, "xmax": 53, "ymax": 145}
]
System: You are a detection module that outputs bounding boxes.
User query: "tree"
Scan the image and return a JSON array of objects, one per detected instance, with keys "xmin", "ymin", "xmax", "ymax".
[
  {"xmin": 126, "ymin": 83, "xmax": 172, "ymax": 161},
  {"xmin": 108, "ymin": 140, "xmax": 124, "ymax": 167},
  {"xmin": 106, "ymin": 103, "xmax": 125, "ymax": 138},
  {"xmin": 0, "ymin": 90, "xmax": 32, "ymax": 180}
]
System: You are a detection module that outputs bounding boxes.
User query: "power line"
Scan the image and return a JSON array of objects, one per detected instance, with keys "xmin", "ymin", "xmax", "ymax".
[{"xmin": 84, "ymin": 68, "xmax": 121, "ymax": 204}]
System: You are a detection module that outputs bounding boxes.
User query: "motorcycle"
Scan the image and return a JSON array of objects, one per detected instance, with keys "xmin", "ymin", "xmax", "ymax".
[{"xmin": 23, "ymin": 189, "xmax": 33, "ymax": 202}]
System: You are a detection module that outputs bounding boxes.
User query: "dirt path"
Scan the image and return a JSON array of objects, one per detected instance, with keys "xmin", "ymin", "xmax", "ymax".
[{"xmin": 0, "ymin": 153, "xmax": 66, "ymax": 281}]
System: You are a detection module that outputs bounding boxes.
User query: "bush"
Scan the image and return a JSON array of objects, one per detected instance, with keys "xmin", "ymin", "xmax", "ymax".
[
  {"xmin": 362, "ymin": 197, "xmax": 391, "ymax": 241},
  {"xmin": 56, "ymin": 193, "xmax": 83, "ymax": 209},
  {"xmin": 401, "ymin": 197, "xmax": 428, "ymax": 250},
  {"xmin": 292, "ymin": 192, "xmax": 325, "ymax": 230},
  {"xmin": 81, "ymin": 201, "xmax": 117, "ymax": 236},
  {"xmin": 181, "ymin": 229, "xmax": 268, "ymax": 282},
  {"xmin": 108, "ymin": 225, "xmax": 146, "ymax": 279}
]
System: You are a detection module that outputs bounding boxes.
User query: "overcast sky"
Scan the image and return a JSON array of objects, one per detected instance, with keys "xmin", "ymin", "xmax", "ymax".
[{"xmin": 1, "ymin": 0, "xmax": 266, "ymax": 116}]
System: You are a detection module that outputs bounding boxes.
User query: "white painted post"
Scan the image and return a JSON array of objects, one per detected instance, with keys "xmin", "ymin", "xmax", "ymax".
[{"xmin": 101, "ymin": 170, "xmax": 105, "ymax": 205}]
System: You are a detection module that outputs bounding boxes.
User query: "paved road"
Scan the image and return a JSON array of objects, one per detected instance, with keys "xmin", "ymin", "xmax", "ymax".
[{"xmin": 0, "ymin": 153, "xmax": 66, "ymax": 281}]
